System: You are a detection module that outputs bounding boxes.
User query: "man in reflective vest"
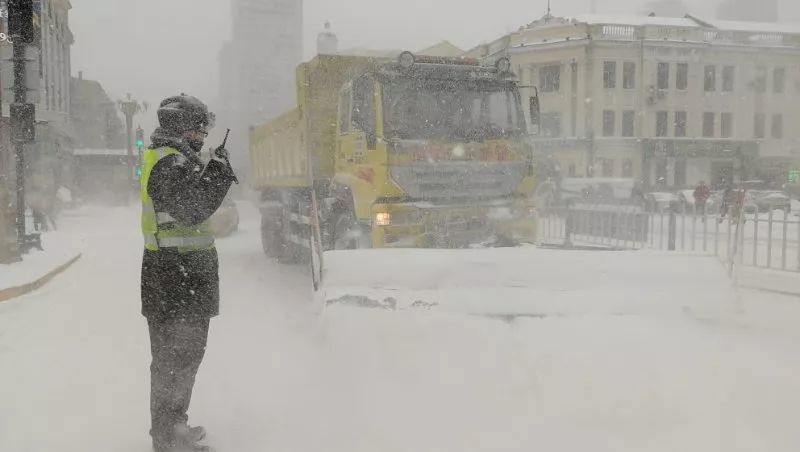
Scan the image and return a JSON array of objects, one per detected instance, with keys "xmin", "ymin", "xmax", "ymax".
[{"xmin": 141, "ymin": 94, "xmax": 235, "ymax": 452}]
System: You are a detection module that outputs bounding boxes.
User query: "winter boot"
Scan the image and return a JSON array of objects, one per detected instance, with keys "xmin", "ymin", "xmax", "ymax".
[
  {"xmin": 153, "ymin": 425, "xmax": 212, "ymax": 452},
  {"xmin": 173, "ymin": 424, "xmax": 213, "ymax": 452},
  {"xmin": 175, "ymin": 425, "xmax": 206, "ymax": 443}
]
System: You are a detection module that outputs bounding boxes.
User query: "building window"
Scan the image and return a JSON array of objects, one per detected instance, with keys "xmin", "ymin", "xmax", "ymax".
[
  {"xmin": 754, "ymin": 113, "xmax": 766, "ymax": 139},
  {"xmin": 623, "ymin": 62, "xmax": 636, "ymax": 89},
  {"xmin": 568, "ymin": 164, "xmax": 577, "ymax": 177},
  {"xmin": 754, "ymin": 66, "xmax": 767, "ymax": 93},
  {"xmin": 656, "ymin": 111, "xmax": 669, "ymax": 137},
  {"xmin": 352, "ymin": 76, "xmax": 376, "ymax": 138},
  {"xmin": 603, "ymin": 61, "xmax": 617, "ymax": 89},
  {"xmin": 338, "ymin": 86, "xmax": 352, "ymax": 133},
  {"xmin": 657, "ymin": 62, "xmax": 669, "ymax": 90},
  {"xmin": 540, "ymin": 65, "xmax": 561, "ymax": 92},
  {"xmin": 601, "ymin": 158, "xmax": 615, "ymax": 177},
  {"xmin": 674, "ymin": 111, "xmax": 687, "ymax": 137},
  {"xmin": 541, "ymin": 112, "xmax": 562, "ymax": 138},
  {"xmin": 622, "ymin": 159, "xmax": 633, "ymax": 178},
  {"xmin": 704, "ymin": 65, "xmax": 716, "ymax": 92},
  {"xmin": 602, "ymin": 110, "xmax": 616, "ymax": 136},
  {"xmin": 722, "ymin": 66, "xmax": 735, "ymax": 92},
  {"xmin": 773, "ymin": 68, "xmax": 786, "ymax": 94},
  {"xmin": 703, "ymin": 112, "xmax": 715, "ymax": 137},
  {"xmin": 674, "ymin": 159, "xmax": 688, "ymax": 187},
  {"xmin": 772, "ymin": 114, "xmax": 783, "ymax": 139},
  {"xmin": 655, "ymin": 159, "xmax": 668, "ymax": 186},
  {"xmin": 622, "ymin": 110, "xmax": 635, "ymax": 137},
  {"xmin": 676, "ymin": 63, "xmax": 688, "ymax": 90},
  {"xmin": 721, "ymin": 113, "xmax": 733, "ymax": 138}
]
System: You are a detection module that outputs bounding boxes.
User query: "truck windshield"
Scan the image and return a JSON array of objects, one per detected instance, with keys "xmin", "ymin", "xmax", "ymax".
[{"xmin": 382, "ymin": 79, "xmax": 524, "ymax": 142}]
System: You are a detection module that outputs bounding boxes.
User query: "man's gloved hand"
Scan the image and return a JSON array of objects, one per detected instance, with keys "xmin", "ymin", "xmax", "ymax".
[{"xmin": 211, "ymin": 146, "xmax": 229, "ymax": 163}]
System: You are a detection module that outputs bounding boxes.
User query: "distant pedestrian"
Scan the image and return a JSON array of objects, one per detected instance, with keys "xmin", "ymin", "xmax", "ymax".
[
  {"xmin": 693, "ymin": 181, "xmax": 711, "ymax": 214},
  {"xmin": 27, "ymin": 190, "xmax": 57, "ymax": 232},
  {"xmin": 719, "ymin": 186, "xmax": 733, "ymax": 223},
  {"xmin": 719, "ymin": 186, "xmax": 744, "ymax": 224}
]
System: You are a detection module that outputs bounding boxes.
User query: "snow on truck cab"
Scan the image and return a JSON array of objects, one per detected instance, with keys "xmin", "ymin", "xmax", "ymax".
[{"xmin": 249, "ymin": 52, "xmax": 542, "ymax": 261}]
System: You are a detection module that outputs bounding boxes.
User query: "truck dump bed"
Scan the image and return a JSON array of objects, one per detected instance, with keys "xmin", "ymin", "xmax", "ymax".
[{"xmin": 249, "ymin": 55, "xmax": 384, "ymax": 189}]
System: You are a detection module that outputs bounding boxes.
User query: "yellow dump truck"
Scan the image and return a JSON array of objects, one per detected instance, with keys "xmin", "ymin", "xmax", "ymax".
[{"xmin": 250, "ymin": 52, "xmax": 540, "ymax": 260}]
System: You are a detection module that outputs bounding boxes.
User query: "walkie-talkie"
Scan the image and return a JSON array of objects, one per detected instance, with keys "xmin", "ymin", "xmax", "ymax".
[{"xmin": 215, "ymin": 128, "xmax": 239, "ymax": 184}]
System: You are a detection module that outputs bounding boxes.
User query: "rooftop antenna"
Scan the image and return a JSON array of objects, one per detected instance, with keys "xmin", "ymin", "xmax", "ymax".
[{"xmin": 544, "ymin": 0, "xmax": 553, "ymax": 22}]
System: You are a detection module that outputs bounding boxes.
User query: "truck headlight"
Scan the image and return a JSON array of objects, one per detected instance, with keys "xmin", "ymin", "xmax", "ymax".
[{"xmin": 374, "ymin": 212, "xmax": 392, "ymax": 226}]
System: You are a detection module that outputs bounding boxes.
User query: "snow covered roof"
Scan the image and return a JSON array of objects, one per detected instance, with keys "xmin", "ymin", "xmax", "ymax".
[
  {"xmin": 710, "ymin": 20, "xmax": 800, "ymax": 35},
  {"xmin": 337, "ymin": 41, "xmax": 465, "ymax": 59},
  {"xmin": 571, "ymin": 13, "xmax": 697, "ymax": 28},
  {"xmin": 526, "ymin": 13, "xmax": 800, "ymax": 36},
  {"xmin": 72, "ymin": 148, "xmax": 128, "ymax": 156},
  {"xmin": 418, "ymin": 40, "xmax": 465, "ymax": 57}
]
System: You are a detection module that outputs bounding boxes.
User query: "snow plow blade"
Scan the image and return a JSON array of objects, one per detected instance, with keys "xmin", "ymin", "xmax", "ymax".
[{"xmin": 315, "ymin": 247, "xmax": 738, "ymax": 320}]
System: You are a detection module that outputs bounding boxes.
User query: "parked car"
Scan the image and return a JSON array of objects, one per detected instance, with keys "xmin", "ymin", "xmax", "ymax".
[
  {"xmin": 714, "ymin": 189, "xmax": 758, "ymax": 216},
  {"xmin": 677, "ymin": 189, "xmax": 719, "ymax": 214},
  {"xmin": 750, "ymin": 190, "xmax": 792, "ymax": 213},
  {"xmin": 559, "ymin": 178, "xmax": 644, "ymax": 207},
  {"xmin": 644, "ymin": 192, "xmax": 679, "ymax": 212},
  {"xmin": 209, "ymin": 197, "xmax": 240, "ymax": 237}
]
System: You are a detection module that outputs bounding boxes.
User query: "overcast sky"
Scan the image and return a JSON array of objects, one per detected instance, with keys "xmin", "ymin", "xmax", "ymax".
[{"xmin": 70, "ymin": 0, "xmax": 799, "ymax": 133}]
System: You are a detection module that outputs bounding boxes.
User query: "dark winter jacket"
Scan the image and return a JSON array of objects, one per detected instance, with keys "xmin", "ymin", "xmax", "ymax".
[{"xmin": 140, "ymin": 128, "xmax": 235, "ymax": 321}]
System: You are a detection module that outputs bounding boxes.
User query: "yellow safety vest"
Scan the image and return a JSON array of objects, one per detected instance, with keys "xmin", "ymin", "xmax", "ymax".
[{"xmin": 140, "ymin": 147, "xmax": 215, "ymax": 252}]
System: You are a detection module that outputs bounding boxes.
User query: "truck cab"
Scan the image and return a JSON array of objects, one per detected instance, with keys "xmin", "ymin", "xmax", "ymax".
[{"xmin": 328, "ymin": 53, "xmax": 537, "ymax": 249}]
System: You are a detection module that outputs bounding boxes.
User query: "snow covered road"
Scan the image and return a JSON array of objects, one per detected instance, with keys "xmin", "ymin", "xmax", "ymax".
[{"xmin": 2, "ymin": 203, "xmax": 800, "ymax": 452}]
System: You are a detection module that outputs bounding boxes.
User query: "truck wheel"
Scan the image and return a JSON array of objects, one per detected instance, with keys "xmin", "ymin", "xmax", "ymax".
[
  {"xmin": 261, "ymin": 215, "xmax": 283, "ymax": 258},
  {"xmin": 332, "ymin": 209, "xmax": 370, "ymax": 250}
]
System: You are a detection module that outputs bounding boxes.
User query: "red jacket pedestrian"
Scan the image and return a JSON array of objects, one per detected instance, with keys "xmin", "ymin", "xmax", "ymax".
[{"xmin": 694, "ymin": 182, "xmax": 711, "ymax": 208}]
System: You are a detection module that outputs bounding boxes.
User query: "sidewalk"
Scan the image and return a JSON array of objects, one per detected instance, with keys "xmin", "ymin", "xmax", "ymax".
[{"xmin": 0, "ymin": 229, "xmax": 84, "ymax": 302}]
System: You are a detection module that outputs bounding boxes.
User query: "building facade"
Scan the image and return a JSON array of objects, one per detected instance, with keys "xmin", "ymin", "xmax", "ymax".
[
  {"xmin": 0, "ymin": 0, "xmax": 73, "ymax": 256},
  {"xmin": 219, "ymin": 0, "xmax": 303, "ymax": 170},
  {"xmin": 1, "ymin": 0, "xmax": 74, "ymax": 136},
  {"xmin": 70, "ymin": 71, "xmax": 125, "ymax": 150},
  {"xmin": 467, "ymin": 14, "xmax": 800, "ymax": 188}
]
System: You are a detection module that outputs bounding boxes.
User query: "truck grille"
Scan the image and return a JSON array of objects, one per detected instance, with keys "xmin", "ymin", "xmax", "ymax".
[{"xmin": 391, "ymin": 162, "xmax": 527, "ymax": 200}]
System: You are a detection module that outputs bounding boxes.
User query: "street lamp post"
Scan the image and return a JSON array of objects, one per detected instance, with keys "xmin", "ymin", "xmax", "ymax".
[{"xmin": 117, "ymin": 94, "xmax": 148, "ymax": 185}]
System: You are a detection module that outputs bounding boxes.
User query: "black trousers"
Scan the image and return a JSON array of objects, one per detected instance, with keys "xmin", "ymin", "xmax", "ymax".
[{"xmin": 148, "ymin": 317, "xmax": 210, "ymax": 446}]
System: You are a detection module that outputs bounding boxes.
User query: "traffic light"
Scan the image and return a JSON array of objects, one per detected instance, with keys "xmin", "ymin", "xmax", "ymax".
[
  {"xmin": 8, "ymin": 0, "xmax": 35, "ymax": 44},
  {"xmin": 135, "ymin": 127, "xmax": 145, "ymax": 149}
]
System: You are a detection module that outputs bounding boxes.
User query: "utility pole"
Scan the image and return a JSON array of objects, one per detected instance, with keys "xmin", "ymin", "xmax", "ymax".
[
  {"xmin": 117, "ymin": 94, "xmax": 147, "ymax": 186},
  {"xmin": 8, "ymin": 0, "xmax": 37, "ymax": 253}
]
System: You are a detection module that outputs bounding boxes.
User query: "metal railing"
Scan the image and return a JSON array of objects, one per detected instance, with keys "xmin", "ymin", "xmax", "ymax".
[{"xmin": 537, "ymin": 203, "xmax": 800, "ymax": 273}]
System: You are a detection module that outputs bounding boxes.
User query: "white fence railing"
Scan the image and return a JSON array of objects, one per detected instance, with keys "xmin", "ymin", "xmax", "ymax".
[{"xmin": 537, "ymin": 204, "xmax": 800, "ymax": 274}]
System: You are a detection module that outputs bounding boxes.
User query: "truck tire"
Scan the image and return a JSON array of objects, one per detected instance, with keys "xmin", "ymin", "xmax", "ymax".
[
  {"xmin": 261, "ymin": 215, "xmax": 284, "ymax": 259},
  {"xmin": 332, "ymin": 208, "xmax": 370, "ymax": 250}
]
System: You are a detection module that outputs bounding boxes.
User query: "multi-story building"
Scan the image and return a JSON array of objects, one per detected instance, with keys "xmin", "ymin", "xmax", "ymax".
[
  {"xmin": 219, "ymin": 0, "xmax": 302, "ymax": 170},
  {"xmin": 467, "ymin": 13, "xmax": 800, "ymax": 188},
  {"xmin": 70, "ymin": 71, "xmax": 124, "ymax": 150},
  {"xmin": 317, "ymin": 21, "xmax": 338, "ymax": 55},
  {"xmin": 0, "ymin": 0, "xmax": 74, "ymax": 254},
  {"xmin": 1, "ymin": 0, "xmax": 74, "ymax": 139}
]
